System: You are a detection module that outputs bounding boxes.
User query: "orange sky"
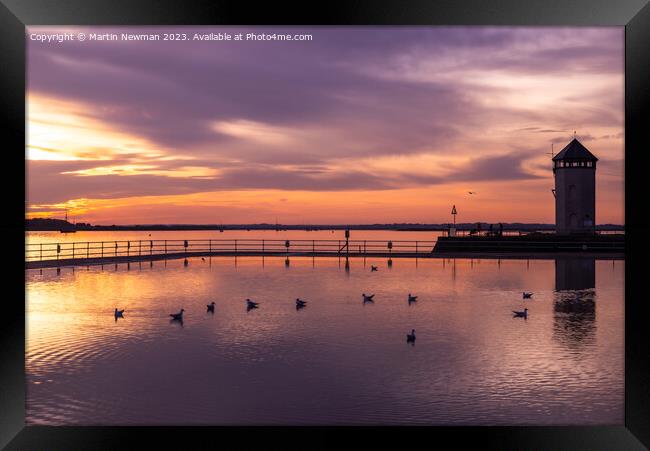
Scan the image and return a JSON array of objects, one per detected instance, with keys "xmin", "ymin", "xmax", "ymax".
[{"xmin": 26, "ymin": 26, "xmax": 624, "ymax": 225}]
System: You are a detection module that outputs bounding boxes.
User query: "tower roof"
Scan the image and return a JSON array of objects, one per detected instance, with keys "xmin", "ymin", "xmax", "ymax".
[{"xmin": 552, "ymin": 138, "xmax": 598, "ymax": 161}]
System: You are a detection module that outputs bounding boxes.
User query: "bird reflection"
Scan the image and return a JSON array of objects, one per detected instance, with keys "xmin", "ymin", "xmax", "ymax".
[{"xmin": 169, "ymin": 317, "xmax": 184, "ymax": 327}]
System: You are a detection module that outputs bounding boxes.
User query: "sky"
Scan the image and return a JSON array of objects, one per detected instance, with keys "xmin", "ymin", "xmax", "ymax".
[{"xmin": 26, "ymin": 26, "xmax": 624, "ymax": 225}]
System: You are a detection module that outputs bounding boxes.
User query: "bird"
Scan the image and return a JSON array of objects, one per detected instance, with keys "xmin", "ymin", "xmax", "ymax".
[
  {"xmin": 295, "ymin": 298, "xmax": 307, "ymax": 307},
  {"xmin": 407, "ymin": 329, "xmax": 416, "ymax": 343},
  {"xmin": 362, "ymin": 293, "xmax": 375, "ymax": 303},
  {"xmin": 408, "ymin": 293, "xmax": 417, "ymax": 303},
  {"xmin": 522, "ymin": 292, "xmax": 533, "ymax": 299},
  {"xmin": 468, "ymin": 191, "xmax": 477, "ymax": 195},
  {"xmin": 207, "ymin": 302, "xmax": 215, "ymax": 313},
  {"xmin": 246, "ymin": 299, "xmax": 259, "ymax": 309},
  {"xmin": 371, "ymin": 265, "xmax": 378, "ymax": 272},
  {"xmin": 114, "ymin": 308, "xmax": 125, "ymax": 318},
  {"xmin": 512, "ymin": 308, "xmax": 528, "ymax": 318},
  {"xmin": 201, "ymin": 257, "xmax": 206, "ymax": 262},
  {"xmin": 169, "ymin": 309, "xmax": 184, "ymax": 320}
]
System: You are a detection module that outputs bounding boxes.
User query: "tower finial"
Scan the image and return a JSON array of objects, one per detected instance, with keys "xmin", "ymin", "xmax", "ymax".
[{"xmin": 574, "ymin": 130, "xmax": 576, "ymax": 139}]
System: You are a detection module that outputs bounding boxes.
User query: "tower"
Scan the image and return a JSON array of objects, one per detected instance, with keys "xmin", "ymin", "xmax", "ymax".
[{"xmin": 552, "ymin": 138, "xmax": 598, "ymax": 234}]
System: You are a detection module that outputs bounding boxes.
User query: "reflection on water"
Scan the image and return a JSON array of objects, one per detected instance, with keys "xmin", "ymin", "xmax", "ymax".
[
  {"xmin": 553, "ymin": 258, "xmax": 597, "ymax": 352},
  {"xmin": 554, "ymin": 290, "xmax": 596, "ymax": 351},
  {"xmin": 25, "ymin": 256, "xmax": 623, "ymax": 425},
  {"xmin": 555, "ymin": 257, "xmax": 596, "ymax": 291}
]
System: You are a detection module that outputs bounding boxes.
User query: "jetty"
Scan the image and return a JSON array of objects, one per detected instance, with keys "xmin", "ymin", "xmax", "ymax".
[{"xmin": 25, "ymin": 235, "xmax": 624, "ymax": 269}]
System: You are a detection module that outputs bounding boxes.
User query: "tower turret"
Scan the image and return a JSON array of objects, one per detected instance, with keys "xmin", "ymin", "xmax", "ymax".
[{"xmin": 552, "ymin": 138, "xmax": 598, "ymax": 234}]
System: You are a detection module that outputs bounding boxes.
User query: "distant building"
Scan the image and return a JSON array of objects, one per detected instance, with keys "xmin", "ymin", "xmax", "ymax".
[{"xmin": 552, "ymin": 138, "xmax": 598, "ymax": 234}]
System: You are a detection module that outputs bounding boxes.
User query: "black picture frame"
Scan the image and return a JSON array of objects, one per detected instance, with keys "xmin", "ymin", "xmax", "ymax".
[{"xmin": 3, "ymin": 1, "xmax": 649, "ymax": 449}]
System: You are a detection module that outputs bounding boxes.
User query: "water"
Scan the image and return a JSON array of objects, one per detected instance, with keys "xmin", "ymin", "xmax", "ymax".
[
  {"xmin": 26, "ymin": 229, "xmax": 445, "ymax": 245},
  {"xmin": 25, "ymin": 256, "xmax": 623, "ymax": 425}
]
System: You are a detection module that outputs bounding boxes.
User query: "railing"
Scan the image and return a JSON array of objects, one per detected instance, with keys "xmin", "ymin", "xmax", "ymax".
[{"xmin": 25, "ymin": 239, "xmax": 438, "ymax": 262}]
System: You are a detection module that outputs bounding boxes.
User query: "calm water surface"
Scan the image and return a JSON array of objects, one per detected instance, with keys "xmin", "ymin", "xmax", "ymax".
[
  {"xmin": 26, "ymin": 229, "xmax": 444, "ymax": 244},
  {"xmin": 25, "ymin": 255, "xmax": 623, "ymax": 425}
]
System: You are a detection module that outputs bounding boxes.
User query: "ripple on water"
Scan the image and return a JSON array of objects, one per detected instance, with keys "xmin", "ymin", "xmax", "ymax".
[{"xmin": 26, "ymin": 257, "xmax": 624, "ymax": 425}]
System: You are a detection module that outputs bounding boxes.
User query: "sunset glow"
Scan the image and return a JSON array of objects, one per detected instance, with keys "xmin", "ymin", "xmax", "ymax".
[{"xmin": 26, "ymin": 27, "xmax": 624, "ymax": 225}]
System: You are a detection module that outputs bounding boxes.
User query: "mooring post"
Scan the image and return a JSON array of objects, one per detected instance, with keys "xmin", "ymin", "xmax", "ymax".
[{"xmin": 345, "ymin": 228, "xmax": 350, "ymax": 258}]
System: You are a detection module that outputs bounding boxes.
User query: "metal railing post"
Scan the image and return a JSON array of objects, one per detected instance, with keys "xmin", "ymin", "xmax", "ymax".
[
  {"xmin": 72, "ymin": 243, "xmax": 75, "ymax": 259},
  {"xmin": 86, "ymin": 242, "xmax": 89, "ymax": 259},
  {"xmin": 40, "ymin": 243, "xmax": 43, "ymax": 261},
  {"xmin": 235, "ymin": 240, "xmax": 238, "ymax": 254}
]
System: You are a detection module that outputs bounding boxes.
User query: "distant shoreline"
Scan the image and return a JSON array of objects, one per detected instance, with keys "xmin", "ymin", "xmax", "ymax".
[{"xmin": 25, "ymin": 218, "xmax": 625, "ymax": 232}]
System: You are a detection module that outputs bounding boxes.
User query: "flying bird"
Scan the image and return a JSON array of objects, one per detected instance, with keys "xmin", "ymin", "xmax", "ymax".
[{"xmin": 522, "ymin": 292, "xmax": 533, "ymax": 299}]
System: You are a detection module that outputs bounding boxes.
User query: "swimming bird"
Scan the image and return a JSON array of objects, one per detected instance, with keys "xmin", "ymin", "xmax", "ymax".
[
  {"xmin": 201, "ymin": 257, "xmax": 206, "ymax": 262},
  {"xmin": 207, "ymin": 302, "xmax": 215, "ymax": 313},
  {"xmin": 522, "ymin": 292, "xmax": 533, "ymax": 299},
  {"xmin": 246, "ymin": 299, "xmax": 259, "ymax": 309},
  {"xmin": 362, "ymin": 293, "xmax": 375, "ymax": 303},
  {"xmin": 371, "ymin": 265, "xmax": 378, "ymax": 272},
  {"xmin": 512, "ymin": 308, "xmax": 528, "ymax": 318},
  {"xmin": 296, "ymin": 298, "xmax": 307, "ymax": 307},
  {"xmin": 407, "ymin": 329, "xmax": 416, "ymax": 343},
  {"xmin": 114, "ymin": 308, "xmax": 125, "ymax": 318},
  {"xmin": 169, "ymin": 309, "xmax": 184, "ymax": 320},
  {"xmin": 408, "ymin": 293, "xmax": 418, "ymax": 303},
  {"xmin": 468, "ymin": 191, "xmax": 476, "ymax": 195}
]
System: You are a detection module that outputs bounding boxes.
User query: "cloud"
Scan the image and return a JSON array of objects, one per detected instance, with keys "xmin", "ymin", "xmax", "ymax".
[{"xmin": 25, "ymin": 26, "xmax": 624, "ymax": 223}]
